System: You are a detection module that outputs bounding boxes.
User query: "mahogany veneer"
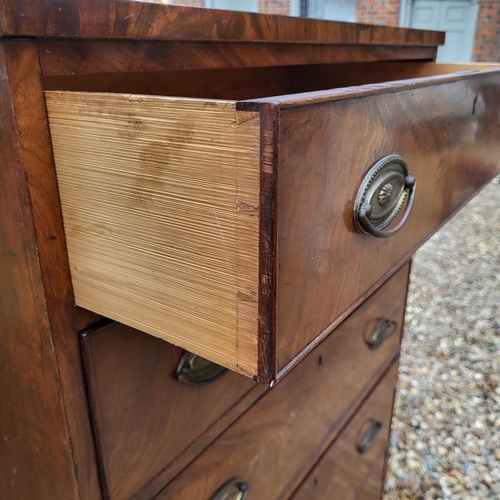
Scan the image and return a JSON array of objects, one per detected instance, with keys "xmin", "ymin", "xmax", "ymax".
[
  {"xmin": 0, "ymin": 0, "xmax": 444, "ymax": 44},
  {"xmin": 81, "ymin": 322, "xmax": 258, "ymax": 500},
  {"xmin": 291, "ymin": 362, "xmax": 399, "ymax": 500},
  {"xmin": 153, "ymin": 265, "xmax": 407, "ymax": 500},
  {"xmin": 1, "ymin": 3, "xmax": 498, "ymax": 500}
]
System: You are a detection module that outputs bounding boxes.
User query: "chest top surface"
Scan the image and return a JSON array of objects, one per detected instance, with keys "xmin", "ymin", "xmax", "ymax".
[{"xmin": 0, "ymin": 0, "xmax": 444, "ymax": 46}]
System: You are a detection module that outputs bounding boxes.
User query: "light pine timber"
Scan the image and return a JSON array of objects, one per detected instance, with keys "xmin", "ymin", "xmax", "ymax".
[{"xmin": 44, "ymin": 91, "xmax": 260, "ymax": 376}]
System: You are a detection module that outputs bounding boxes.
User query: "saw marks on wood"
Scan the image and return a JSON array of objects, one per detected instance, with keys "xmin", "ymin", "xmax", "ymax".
[{"xmin": 45, "ymin": 91, "xmax": 260, "ymax": 375}]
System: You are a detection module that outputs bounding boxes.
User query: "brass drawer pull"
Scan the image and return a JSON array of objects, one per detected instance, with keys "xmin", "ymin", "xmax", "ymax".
[
  {"xmin": 368, "ymin": 318, "xmax": 397, "ymax": 349},
  {"xmin": 176, "ymin": 351, "xmax": 227, "ymax": 386},
  {"xmin": 354, "ymin": 154, "xmax": 416, "ymax": 238},
  {"xmin": 211, "ymin": 477, "xmax": 249, "ymax": 500},
  {"xmin": 358, "ymin": 420, "xmax": 383, "ymax": 454}
]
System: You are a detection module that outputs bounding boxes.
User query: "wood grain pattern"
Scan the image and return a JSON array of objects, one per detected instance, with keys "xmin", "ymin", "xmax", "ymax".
[
  {"xmin": 276, "ymin": 262, "xmax": 409, "ymax": 500},
  {"xmin": 38, "ymin": 39, "xmax": 437, "ymax": 77},
  {"xmin": 154, "ymin": 265, "xmax": 408, "ymax": 500},
  {"xmin": 132, "ymin": 382, "xmax": 268, "ymax": 500},
  {"xmin": 275, "ymin": 68, "xmax": 500, "ymax": 373},
  {"xmin": 81, "ymin": 322, "xmax": 260, "ymax": 500},
  {"xmin": 3, "ymin": 40, "xmax": 103, "ymax": 500},
  {"xmin": 45, "ymin": 91, "xmax": 261, "ymax": 375},
  {"xmin": 355, "ymin": 454, "xmax": 388, "ymax": 500},
  {"xmin": 291, "ymin": 362, "xmax": 398, "ymax": 500},
  {"xmin": 1, "ymin": 0, "xmax": 444, "ymax": 45},
  {"xmin": 0, "ymin": 40, "xmax": 101, "ymax": 500}
]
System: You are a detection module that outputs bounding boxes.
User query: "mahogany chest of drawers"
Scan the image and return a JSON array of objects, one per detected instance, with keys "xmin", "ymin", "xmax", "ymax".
[{"xmin": 1, "ymin": 2, "xmax": 499, "ymax": 499}]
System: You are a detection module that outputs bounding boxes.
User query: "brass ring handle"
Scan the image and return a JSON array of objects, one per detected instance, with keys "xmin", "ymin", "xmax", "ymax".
[
  {"xmin": 358, "ymin": 420, "xmax": 383, "ymax": 454},
  {"xmin": 358, "ymin": 176, "xmax": 416, "ymax": 238},
  {"xmin": 211, "ymin": 477, "xmax": 249, "ymax": 500},
  {"xmin": 176, "ymin": 351, "xmax": 227, "ymax": 386},
  {"xmin": 368, "ymin": 318, "xmax": 398, "ymax": 349},
  {"xmin": 354, "ymin": 154, "xmax": 416, "ymax": 238}
]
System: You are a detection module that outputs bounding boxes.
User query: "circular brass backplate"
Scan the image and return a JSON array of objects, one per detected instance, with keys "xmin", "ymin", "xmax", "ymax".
[{"xmin": 354, "ymin": 154, "xmax": 410, "ymax": 235}]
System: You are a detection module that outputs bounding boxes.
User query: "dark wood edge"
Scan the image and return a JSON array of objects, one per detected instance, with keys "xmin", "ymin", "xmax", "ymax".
[
  {"xmin": 79, "ymin": 320, "xmax": 116, "ymax": 500},
  {"xmin": 400, "ymin": 258, "xmax": 412, "ymax": 349},
  {"xmin": 0, "ymin": 39, "xmax": 79, "ymax": 500},
  {"xmin": 2, "ymin": 38, "xmax": 103, "ymax": 500},
  {"xmin": 379, "ymin": 371, "xmax": 400, "ymax": 499},
  {"xmin": 244, "ymin": 66, "xmax": 500, "ymax": 108},
  {"xmin": 0, "ymin": 0, "xmax": 445, "ymax": 46},
  {"xmin": 79, "ymin": 318, "xmax": 115, "ymax": 340},
  {"xmin": 377, "ymin": 259, "xmax": 411, "ymax": 499},
  {"xmin": 275, "ymin": 172, "xmax": 500, "ymax": 382},
  {"xmin": 33, "ymin": 39, "xmax": 102, "ymax": 334},
  {"xmin": 252, "ymin": 102, "xmax": 280, "ymax": 386},
  {"xmin": 278, "ymin": 354, "xmax": 401, "ymax": 500},
  {"xmin": 356, "ymin": 446, "xmax": 390, "ymax": 497},
  {"xmin": 376, "ymin": 366, "xmax": 400, "ymax": 499}
]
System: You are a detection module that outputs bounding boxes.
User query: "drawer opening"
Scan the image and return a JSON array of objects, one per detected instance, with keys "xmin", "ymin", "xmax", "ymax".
[{"xmin": 42, "ymin": 61, "xmax": 500, "ymax": 102}]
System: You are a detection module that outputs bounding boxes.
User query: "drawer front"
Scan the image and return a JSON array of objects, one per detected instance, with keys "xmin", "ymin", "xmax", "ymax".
[
  {"xmin": 275, "ymin": 70, "xmax": 500, "ymax": 373},
  {"xmin": 356, "ymin": 455, "xmax": 388, "ymax": 500},
  {"xmin": 81, "ymin": 324, "xmax": 257, "ymax": 500},
  {"xmin": 155, "ymin": 264, "xmax": 409, "ymax": 500},
  {"xmin": 291, "ymin": 361, "xmax": 398, "ymax": 500},
  {"xmin": 47, "ymin": 67, "xmax": 500, "ymax": 384}
]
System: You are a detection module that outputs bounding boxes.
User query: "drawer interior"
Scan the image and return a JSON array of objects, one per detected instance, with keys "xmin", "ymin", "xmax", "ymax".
[{"xmin": 43, "ymin": 61, "xmax": 500, "ymax": 101}]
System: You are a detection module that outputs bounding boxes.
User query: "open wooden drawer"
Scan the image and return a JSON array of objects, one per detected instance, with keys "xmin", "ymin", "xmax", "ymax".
[{"xmin": 45, "ymin": 61, "xmax": 500, "ymax": 384}]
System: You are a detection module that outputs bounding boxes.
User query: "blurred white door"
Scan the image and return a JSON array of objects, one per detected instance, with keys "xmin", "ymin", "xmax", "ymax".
[
  {"xmin": 408, "ymin": 0, "xmax": 479, "ymax": 62},
  {"xmin": 306, "ymin": 0, "xmax": 357, "ymax": 22},
  {"xmin": 205, "ymin": 0, "xmax": 258, "ymax": 12}
]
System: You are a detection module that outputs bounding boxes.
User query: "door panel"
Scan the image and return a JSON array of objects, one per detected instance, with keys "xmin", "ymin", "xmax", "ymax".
[
  {"xmin": 205, "ymin": 0, "xmax": 258, "ymax": 12},
  {"xmin": 410, "ymin": 0, "xmax": 479, "ymax": 62},
  {"xmin": 411, "ymin": 0, "xmax": 440, "ymax": 29},
  {"xmin": 308, "ymin": 0, "xmax": 357, "ymax": 22}
]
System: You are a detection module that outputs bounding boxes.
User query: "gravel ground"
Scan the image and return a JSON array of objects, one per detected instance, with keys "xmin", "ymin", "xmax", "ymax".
[{"xmin": 383, "ymin": 177, "xmax": 500, "ymax": 500}]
